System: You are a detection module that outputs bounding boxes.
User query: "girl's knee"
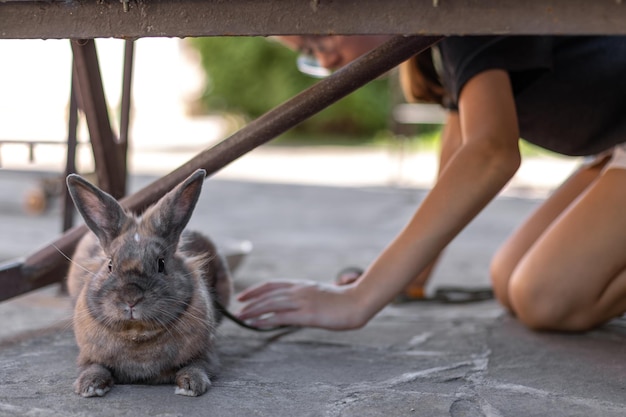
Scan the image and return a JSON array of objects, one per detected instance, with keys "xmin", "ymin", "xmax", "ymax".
[
  {"xmin": 508, "ymin": 277, "xmax": 554, "ymax": 330},
  {"xmin": 507, "ymin": 271, "xmax": 594, "ymax": 332}
]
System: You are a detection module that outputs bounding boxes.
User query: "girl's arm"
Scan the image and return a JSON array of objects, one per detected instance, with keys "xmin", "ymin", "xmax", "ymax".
[
  {"xmin": 400, "ymin": 103, "xmax": 464, "ymax": 291},
  {"xmin": 237, "ymin": 69, "xmax": 521, "ymax": 329}
]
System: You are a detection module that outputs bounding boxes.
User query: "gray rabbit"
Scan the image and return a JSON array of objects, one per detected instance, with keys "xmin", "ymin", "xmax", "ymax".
[{"xmin": 66, "ymin": 169, "xmax": 232, "ymax": 397}]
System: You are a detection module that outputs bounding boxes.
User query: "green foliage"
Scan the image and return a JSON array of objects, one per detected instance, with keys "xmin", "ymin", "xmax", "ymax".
[{"xmin": 189, "ymin": 36, "xmax": 390, "ymax": 137}]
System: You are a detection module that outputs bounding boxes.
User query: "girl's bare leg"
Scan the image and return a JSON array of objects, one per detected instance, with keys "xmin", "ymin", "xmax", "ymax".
[
  {"xmin": 492, "ymin": 157, "xmax": 626, "ymax": 331},
  {"xmin": 490, "ymin": 159, "xmax": 607, "ymax": 311}
]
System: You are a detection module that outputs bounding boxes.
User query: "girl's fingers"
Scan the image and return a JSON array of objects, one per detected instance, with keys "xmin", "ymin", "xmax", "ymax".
[
  {"xmin": 236, "ymin": 280, "xmax": 296, "ymax": 301},
  {"xmin": 245, "ymin": 311, "xmax": 304, "ymax": 329},
  {"xmin": 237, "ymin": 291, "xmax": 298, "ymax": 320}
]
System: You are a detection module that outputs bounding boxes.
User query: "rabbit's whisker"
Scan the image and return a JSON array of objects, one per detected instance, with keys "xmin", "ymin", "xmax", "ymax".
[{"xmin": 52, "ymin": 243, "xmax": 100, "ymax": 278}]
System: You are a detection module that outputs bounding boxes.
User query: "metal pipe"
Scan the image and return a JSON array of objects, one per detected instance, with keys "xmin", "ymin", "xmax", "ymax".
[
  {"xmin": 119, "ymin": 39, "xmax": 134, "ymax": 146},
  {"xmin": 71, "ymin": 39, "xmax": 126, "ymax": 199},
  {"xmin": 62, "ymin": 76, "xmax": 79, "ymax": 232}
]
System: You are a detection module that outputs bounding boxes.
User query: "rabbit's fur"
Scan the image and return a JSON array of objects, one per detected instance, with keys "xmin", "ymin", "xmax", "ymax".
[{"xmin": 66, "ymin": 169, "xmax": 232, "ymax": 397}]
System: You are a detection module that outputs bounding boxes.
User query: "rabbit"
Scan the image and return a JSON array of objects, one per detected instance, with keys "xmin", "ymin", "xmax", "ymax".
[{"xmin": 65, "ymin": 169, "xmax": 232, "ymax": 398}]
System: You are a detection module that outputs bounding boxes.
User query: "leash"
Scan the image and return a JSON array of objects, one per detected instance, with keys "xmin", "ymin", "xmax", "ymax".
[{"xmin": 214, "ymin": 300, "xmax": 296, "ymax": 333}]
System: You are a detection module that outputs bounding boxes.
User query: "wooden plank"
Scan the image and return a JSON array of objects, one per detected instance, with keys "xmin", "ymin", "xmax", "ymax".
[{"xmin": 1, "ymin": 0, "xmax": 625, "ymax": 39}]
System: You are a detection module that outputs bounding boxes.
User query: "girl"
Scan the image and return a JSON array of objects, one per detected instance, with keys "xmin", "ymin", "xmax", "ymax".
[{"xmin": 238, "ymin": 35, "xmax": 626, "ymax": 332}]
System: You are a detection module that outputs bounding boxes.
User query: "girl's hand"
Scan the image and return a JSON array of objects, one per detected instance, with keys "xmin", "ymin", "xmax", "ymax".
[{"xmin": 236, "ymin": 280, "xmax": 367, "ymax": 330}]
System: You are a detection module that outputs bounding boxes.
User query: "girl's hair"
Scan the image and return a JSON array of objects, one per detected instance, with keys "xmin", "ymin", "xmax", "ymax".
[{"xmin": 399, "ymin": 49, "xmax": 447, "ymax": 106}]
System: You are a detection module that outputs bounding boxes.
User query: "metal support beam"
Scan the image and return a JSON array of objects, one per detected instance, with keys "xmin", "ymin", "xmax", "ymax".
[
  {"xmin": 0, "ymin": 35, "xmax": 442, "ymax": 302},
  {"xmin": 119, "ymin": 40, "xmax": 134, "ymax": 148},
  {"xmin": 71, "ymin": 39, "xmax": 127, "ymax": 199},
  {"xmin": 1, "ymin": 0, "xmax": 626, "ymax": 39},
  {"xmin": 62, "ymin": 76, "xmax": 79, "ymax": 233}
]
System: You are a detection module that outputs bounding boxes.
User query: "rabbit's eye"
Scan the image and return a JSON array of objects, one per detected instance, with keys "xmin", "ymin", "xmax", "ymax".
[
  {"xmin": 157, "ymin": 258, "xmax": 165, "ymax": 274},
  {"xmin": 108, "ymin": 259, "xmax": 113, "ymax": 273}
]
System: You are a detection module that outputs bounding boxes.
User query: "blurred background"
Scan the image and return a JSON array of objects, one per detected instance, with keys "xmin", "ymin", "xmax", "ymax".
[
  {"xmin": 0, "ymin": 36, "xmax": 579, "ymax": 241},
  {"xmin": 0, "ymin": 37, "xmax": 438, "ymax": 182},
  {"xmin": 0, "ymin": 36, "xmax": 577, "ymax": 187}
]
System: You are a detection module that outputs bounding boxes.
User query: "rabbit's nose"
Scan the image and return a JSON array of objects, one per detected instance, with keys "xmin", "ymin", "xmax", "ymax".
[{"xmin": 122, "ymin": 283, "xmax": 144, "ymax": 306}]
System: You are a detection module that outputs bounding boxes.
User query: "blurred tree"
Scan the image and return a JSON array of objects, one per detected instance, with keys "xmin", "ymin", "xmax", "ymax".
[{"xmin": 189, "ymin": 36, "xmax": 390, "ymax": 138}]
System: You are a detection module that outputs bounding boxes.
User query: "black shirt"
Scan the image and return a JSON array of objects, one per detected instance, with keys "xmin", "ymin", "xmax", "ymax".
[{"xmin": 439, "ymin": 36, "xmax": 626, "ymax": 156}]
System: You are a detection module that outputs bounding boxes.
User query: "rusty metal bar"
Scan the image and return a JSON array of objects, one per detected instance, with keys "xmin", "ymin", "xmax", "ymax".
[
  {"xmin": 112, "ymin": 38, "xmax": 134, "ymax": 199},
  {"xmin": 119, "ymin": 40, "xmax": 134, "ymax": 148},
  {"xmin": 0, "ymin": 262, "xmax": 28, "ymax": 300},
  {"xmin": 1, "ymin": 0, "xmax": 626, "ymax": 38},
  {"xmin": 0, "ymin": 35, "xmax": 442, "ymax": 302},
  {"xmin": 58, "ymin": 81, "xmax": 79, "ymax": 295},
  {"xmin": 62, "ymin": 76, "xmax": 79, "ymax": 233},
  {"xmin": 71, "ymin": 39, "xmax": 127, "ymax": 199}
]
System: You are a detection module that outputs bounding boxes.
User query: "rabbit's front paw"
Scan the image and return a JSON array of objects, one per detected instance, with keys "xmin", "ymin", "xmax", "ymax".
[
  {"xmin": 174, "ymin": 367, "xmax": 211, "ymax": 397},
  {"xmin": 74, "ymin": 364, "xmax": 114, "ymax": 397}
]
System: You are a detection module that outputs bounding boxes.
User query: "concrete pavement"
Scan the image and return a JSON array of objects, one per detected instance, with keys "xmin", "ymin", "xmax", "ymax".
[
  {"xmin": 1, "ymin": 165, "xmax": 625, "ymax": 416},
  {"xmin": 2, "ymin": 37, "xmax": 621, "ymax": 415}
]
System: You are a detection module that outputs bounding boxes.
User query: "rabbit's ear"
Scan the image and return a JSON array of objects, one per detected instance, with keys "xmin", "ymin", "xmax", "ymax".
[
  {"xmin": 146, "ymin": 169, "xmax": 206, "ymax": 243},
  {"xmin": 66, "ymin": 174, "xmax": 128, "ymax": 249}
]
